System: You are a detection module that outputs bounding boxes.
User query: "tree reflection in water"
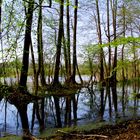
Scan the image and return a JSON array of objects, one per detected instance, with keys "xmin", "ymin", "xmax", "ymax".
[{"xmin": 1, "ymin": 83, "xmax": 140, "ymax": 136}]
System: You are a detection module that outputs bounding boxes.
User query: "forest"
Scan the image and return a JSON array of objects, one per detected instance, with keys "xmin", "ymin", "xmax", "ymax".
[{"xmin": 0, "ymin": 0, "xmax": 140, "ymax": 139}]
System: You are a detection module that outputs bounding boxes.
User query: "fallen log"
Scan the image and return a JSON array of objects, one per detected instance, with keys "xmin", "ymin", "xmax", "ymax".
[{"xmin": 57, "ymin": 130, "xmax": 108, "ymax": 139}]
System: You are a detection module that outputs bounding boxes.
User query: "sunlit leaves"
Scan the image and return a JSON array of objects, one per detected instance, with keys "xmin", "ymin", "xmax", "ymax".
[{"xmin": 100, "ymin": 37, "xmax": 140, "ymax": 48}]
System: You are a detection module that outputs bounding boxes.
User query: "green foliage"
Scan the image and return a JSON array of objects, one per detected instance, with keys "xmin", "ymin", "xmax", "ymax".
[
  {"xmin": 102, "ymin": 37, "xmax": 140, "ymax": 48},
  {"xmin": 0, "ymin": 59, "xmax": 21, "ymax": 77},
  {"xmin": 115, "ymin": 59, "xmax": 130, "ymax": 71},
  {"xmin": 84, "ymin": 44, "xmax": 100, "ymax": 55},
  {"xmin": 129, "ymin": 92, "xmax": 138, "ymax": 100},
  {"xmin": 78, "ymin": 63, "xmax": 91, "ymax": 75}
]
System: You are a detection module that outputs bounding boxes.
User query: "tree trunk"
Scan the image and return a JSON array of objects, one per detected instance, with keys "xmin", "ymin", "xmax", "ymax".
[
  {"xmin": 95, "ymin": 0, "xmax": 104, "ymax": 84},
  {"xmin": 71, "ymin": 0, "xmax": 78, "ymax": 84},
  {"xmin": 62, "ymin": 28, "xmax": 69, "ymax": 80},
  {"xmin": 121, "ymin": 3, "xmax": 126, "ymax": 81},
  {"xmin": 53, "ymin": 0, "xmax": 64, "ymax": 86},
  {"xmin": 30, "ymin": 39, "xmax": 38, "ymax": 95},
  {"xmin": 107, "ymin": 0, "xmax": 111, "ymax": 83},
  {"xmin": 66, "ymin": 0, "xmax": 71, "ymax": 80},
  {"xmin": 18, "ymin": 0, "xmax": 34, "ymax": 136},
  {"xmin": 106, "ymin": 1, "xmax": 112, "ymax": 117},
  {"xmin": 110, "ymin": 0, "xmax": 117, "ymax": 85},
  {"xmin": 0, "ymin": 0, "xmax": 6, "ymax": 83},
  {"xmin": 19, "ymin": 0, "xmax": 34, "ymax": 88},
  {"xmin": 37, "ymin": 0, "xmax": 46, "ymax": 87},
  {"xmin": 110, "ymin": 0, "xmax": 118, "ymax": 113}
]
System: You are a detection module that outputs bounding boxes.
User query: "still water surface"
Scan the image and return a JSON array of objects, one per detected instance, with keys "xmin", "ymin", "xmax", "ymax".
[{"xmin": 0, "ymin": 77, "xmax": 140, "ymax": 136}]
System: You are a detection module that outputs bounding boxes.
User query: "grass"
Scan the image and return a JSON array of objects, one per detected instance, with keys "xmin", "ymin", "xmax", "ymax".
[
  {"xmin": 0, "ymin": 136, "xmax": 21, "ymax": 140},
  {"xmin": 0, "ymin": 119, "xmax": 137, "ymax": 139},
  {"xmin": 39, "ymin": 121, "xmax": 112, "ymax": 139}
]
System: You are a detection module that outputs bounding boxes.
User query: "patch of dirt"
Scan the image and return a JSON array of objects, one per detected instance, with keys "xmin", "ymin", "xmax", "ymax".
[{"xmin": 47, "ymin": 120, "xmax": 140, "ymax": 140}]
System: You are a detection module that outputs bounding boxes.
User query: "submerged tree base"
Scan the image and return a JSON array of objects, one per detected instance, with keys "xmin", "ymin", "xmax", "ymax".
[{"xmin": 46, "ymin": 82, "xmax": 82, "ymax": 96}]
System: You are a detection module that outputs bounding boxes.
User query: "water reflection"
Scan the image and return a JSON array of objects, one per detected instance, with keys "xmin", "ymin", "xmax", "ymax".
[{"xmin": 1, "ymin": 83, "xmax": 140, "ymax": 136}]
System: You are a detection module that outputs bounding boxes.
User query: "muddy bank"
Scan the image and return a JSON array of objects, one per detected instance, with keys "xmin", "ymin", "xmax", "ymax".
[
  {"xmin": 46, "ymin": 120, "xmax": 140, "ymax": 140},
  {"xmin": 1, "ymin": 119, "xmax": 140, "ymax": 140}
]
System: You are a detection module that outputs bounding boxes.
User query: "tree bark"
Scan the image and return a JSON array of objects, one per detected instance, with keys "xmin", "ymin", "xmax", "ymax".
[
  {"xmin": 110, "ymin": 0, "xmax": 117, "ymax": 84},
  {"xmin": 37, "ymin": 0, "xmax": 46, "ymax": 87},
  {"xmin": 66, "ymin": 0, "xmax": 71, "ymax": 80},
  {"xmin": 19, "ymin": 0, "xmax": 34, "ymax": 88},
  {"xmin": 53, "ymin": 0, "xmax": 64, "ymax": 85},
  {"xmin": 121, "ymin": 3, "xmax": 126, "ymax": 81},
  {"xmin": 107, "ymin": 0, "xmax": 111, "ymax": 82},
  {"xmin": 71, "ymin": 0, "xmax": 78, "ymax": 84},
  {"xmin": 18, "ymin": 0, "xmax": 34, "ymax": 136},
  {"xmin": 62, "ymin": 28, "xmax": 69, "ymax": 80},
  {"xmin": 0, "ymin": 0, "xmax": 6, "ymax": 83},
  {"xmin": 95, "ymin": 0, "xmax": 104, "ymax": 83}
]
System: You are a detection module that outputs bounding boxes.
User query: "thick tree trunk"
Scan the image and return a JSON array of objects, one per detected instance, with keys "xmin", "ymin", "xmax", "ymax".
[
  {"xmin": 18, "ymin": 0, "xmax": 34, "ymax": 136},
  {"xmin": 19, "ymin": 0, "xmax": 34, "ymax": 88},
  {"xmin": 53, "ymin": 0, "xmax": 64, "ymax": 85}
]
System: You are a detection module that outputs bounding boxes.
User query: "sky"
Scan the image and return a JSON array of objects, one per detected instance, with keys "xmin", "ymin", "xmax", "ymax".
[{"xmin": 0, "ymin": 0, "xmax": 140, "ymax": 64}]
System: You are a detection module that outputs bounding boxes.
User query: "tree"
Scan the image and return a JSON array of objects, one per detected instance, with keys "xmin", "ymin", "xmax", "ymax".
[
  {"xmin": 18, "ymin": 0, "xmax": 34, "ymax": 136},
  {"xmin": 53, "ymin": 0, "xmax": 64, "ymax": 86},
  {"xmin": 19, "ymin": 0, "xmax": 34, "ymax": 88},
  {"xmin": 107, "ymin": 0, "xmax": 111, "ymax": 81},
  {"xmin": 36, "ymin": 0, "xmax": 46, "ymax": 87},
  {"xmin": 0, "ymin": 0, "xmax": 6, "ymax": 82},
  {"xmin": 66, "ymin": 0, "xmax": 71, "ymax": 82},
  {"xmin": 110, "ymin": 0, "xmax": 118, "ymax": 84},
  {"xmin": 121, "ymin": 2, "xmax": 126, "ymax": 81},
  {"xmin": 95, "ymin": 0, "xmax": 104, "ymax": 84},
  {"xmin": 62, "ymin": 25, "xmax": 69, "ymax": 81},
  {"xmin": 71, "ymin": 0, "xmax": 78, "ymax": 84}
]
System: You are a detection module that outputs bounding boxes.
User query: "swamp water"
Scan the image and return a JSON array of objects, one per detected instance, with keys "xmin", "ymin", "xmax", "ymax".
[{"xmin": 0, "ymin": 80, "xmax": 140, "ymax": 137}]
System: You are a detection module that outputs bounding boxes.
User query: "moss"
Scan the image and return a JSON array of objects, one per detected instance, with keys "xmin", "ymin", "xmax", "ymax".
[
  {"xmin": 0, "ymin": 136, "xmax": 21, "ymax": 140},
  {"xmin": 45, "ymin": 83, "xmax": 82, "ymax": 96},
  {"xmin": 39, "ymin": 121, "xmax": 112, "ymax": 139},
  {"xmin": 39, "ymin": 119, "xmax": 140, "ymax": 139},
  {"xmin": 39, "ymin": 128, "xmax": 58, "ymax": 138}
]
